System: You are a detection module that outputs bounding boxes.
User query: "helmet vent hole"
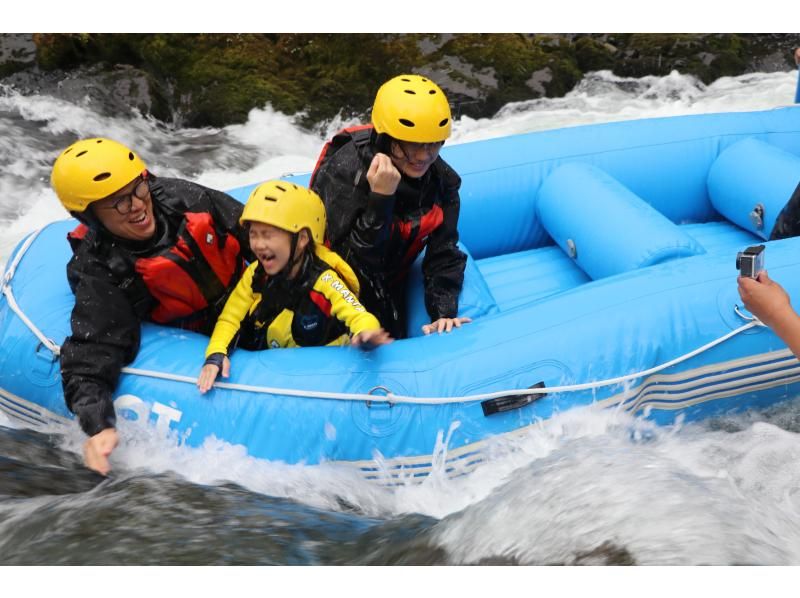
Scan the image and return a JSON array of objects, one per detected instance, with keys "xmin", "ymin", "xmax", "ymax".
[
  {"xmin": 263, "ymin": 195, "xmax": 278, "ymax": 202},
  {"xmin": 93, "ymin": 172, "xmax": 111, "ymax": 182},
  {"xmin": 76, "ymin": 150, "xmax": 88, "ymax": 157},
  {"xmin": 429, "ymin": 90, "xmax": 436, "ymax": 95},
  {"xmin": 275, "ymin": 184, "xmax": 287, "ymax": 192},
  {"xmin": 399, "ymin": 118, "xmax": 415, "ymax": 128},
  {"xmin": 401, "ymin": 77, "xmax": 411, "ymax": 82},
  {"xmin": 128, "ymin": 152, "xmax": 135, "ymax": 161},
  {"xmin": 96, "ymin": 139, "xmax": 103, "ymax": 143},
  {"xmin": 439, "ymin": 118, "xmax": 449, "ymax": 127},
  {"xmin": 404, "ymin": 90, "xmax": 416, "ymax": 95},
  {"xmin": 421, "ymin": 78, "xmax": 428, "ymax": 82},
  {"xmin": 64, "ymin": 148, "xmax": 73, "ymax": 155}
]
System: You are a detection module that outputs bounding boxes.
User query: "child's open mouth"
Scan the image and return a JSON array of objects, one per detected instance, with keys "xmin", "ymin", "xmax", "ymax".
[{"xmin": 258, "ymin": 251, "xmax": 277, "ymax": 267}]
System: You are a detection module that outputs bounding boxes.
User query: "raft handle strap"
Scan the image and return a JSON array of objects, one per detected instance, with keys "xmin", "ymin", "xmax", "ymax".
[{"xmin": 481, "ymin": 382, "xmax": 546, "ymax": 416}]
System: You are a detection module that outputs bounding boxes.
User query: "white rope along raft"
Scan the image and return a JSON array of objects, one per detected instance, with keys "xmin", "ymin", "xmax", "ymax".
[{"xmin": 1, "ymin": 225, "xmax": 766, "ymax": 406}]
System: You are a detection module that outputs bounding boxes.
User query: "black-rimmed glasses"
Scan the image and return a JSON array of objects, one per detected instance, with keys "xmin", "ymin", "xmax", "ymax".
[
  {"xmin": 98, "ymin": 176, "xmax": 150, "ymax": 215},
  {"xmin": 390, "ymin": 140, "xmax": 443, "ymax": 163}
]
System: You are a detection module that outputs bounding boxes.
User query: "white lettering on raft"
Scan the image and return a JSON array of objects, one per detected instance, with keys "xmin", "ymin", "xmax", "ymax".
[{"xmin": 114, "ymin": 394, "xmax": 183, "ymax": 434}]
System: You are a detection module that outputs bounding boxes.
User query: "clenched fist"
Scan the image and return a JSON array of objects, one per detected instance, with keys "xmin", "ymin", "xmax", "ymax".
[{"xmin": 367, "ymin": 153, "xmax": 401, "ymax": 196}]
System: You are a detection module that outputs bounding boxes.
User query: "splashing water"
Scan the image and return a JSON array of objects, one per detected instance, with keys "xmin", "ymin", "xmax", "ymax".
[{"xmin": 2, "ymin": 67, "xmax": 800, "ymax": 565}]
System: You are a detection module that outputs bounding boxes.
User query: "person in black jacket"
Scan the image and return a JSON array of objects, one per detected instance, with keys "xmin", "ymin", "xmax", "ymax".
[
  {"xmin": 51, "ymin": 138, "xmax": 248, "ymax": 475},
  {"xmin": 310, "ymin": 74, "xmax": 470, "ymax": 339}
]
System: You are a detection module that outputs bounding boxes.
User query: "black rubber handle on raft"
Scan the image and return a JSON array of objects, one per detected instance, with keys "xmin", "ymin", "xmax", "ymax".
[{"xmin": 481, "ymin": 382, "xmax": 547, "ymax": 416}]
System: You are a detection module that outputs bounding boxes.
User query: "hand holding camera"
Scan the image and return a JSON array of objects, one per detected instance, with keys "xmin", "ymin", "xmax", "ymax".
[
  {"xmin": 735, "ymin": 246, "xmax": 795, "ymax": 329},
  {"xmin": 736, "ymin": 244, "xmax": 765, "ymax": 279}
]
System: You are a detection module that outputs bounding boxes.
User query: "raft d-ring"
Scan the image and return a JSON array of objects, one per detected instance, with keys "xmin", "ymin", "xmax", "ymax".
[
  {"xmin": 366, "ymin": 385, "xmax": 395, "ymax": 408},
  {"xmin": 566, "ymin": 238, "xmax": 578, "ymax": 259},
  {"xmin": 734, "ymin": 303, "xmax": 765, "ymax": 326},
  {"xmin": 35, "ymin": 339, "xmax": 60, "ymax": 361},
  {"xmin": 749, "ymin": 203, "xmax": 765, "ymax": 231}
]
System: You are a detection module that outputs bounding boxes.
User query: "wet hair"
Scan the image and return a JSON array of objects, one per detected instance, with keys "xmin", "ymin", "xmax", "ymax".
[{"xmin": 374, "ymin": 131, "xmax": 394, "ymax": 155}]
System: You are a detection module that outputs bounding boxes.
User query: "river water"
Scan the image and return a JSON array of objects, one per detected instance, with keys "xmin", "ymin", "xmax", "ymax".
[{"xmin": 3, "ymin": 68, "xmax": 800, "ymax": 570}]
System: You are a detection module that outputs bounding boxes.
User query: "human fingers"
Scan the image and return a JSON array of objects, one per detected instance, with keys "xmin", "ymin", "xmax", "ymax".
[
  {"xmin": 83, "ymin": 429, "xmax": 118, "ymax": 475},
  {"xmin": 197, "ymin": 364, "xmax": 220, "ymax": 394},
  {"xmin": 221, "ymin": 356, "xmax": 231, "ymax": 378},
  {"xmin": 367, "ymin": 328, "xmax": 393, "ymax": 346}
]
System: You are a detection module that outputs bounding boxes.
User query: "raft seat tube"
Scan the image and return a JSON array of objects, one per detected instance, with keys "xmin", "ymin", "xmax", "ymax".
[{"xmin": 537, "ymin": 162, "xmax": 706, "ymax": 280}]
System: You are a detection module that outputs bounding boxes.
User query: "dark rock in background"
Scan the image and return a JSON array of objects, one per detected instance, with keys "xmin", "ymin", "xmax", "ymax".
[
  {"xmin": 2, "ymin": 33, "xmax": 799, "ymax": 130},
  {"xmin": 0, "ymin": 34, "xmax": 37, "ymax": 77}
]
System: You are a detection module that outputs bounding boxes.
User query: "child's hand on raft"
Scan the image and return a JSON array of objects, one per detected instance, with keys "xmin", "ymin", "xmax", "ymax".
[
  {"xmin": 422, "ymin": 317, "xmax": 473, "ymax": 335},
  {"xmin": 352, "ymin": 328, "xmax": 393, "ymax": 351},
  {"xmin": 197, "ymin": 356, "xmax": 231, "ymax": 394}
]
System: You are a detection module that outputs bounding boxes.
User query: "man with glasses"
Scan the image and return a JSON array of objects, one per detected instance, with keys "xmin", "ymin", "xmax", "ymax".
[
  {"xmin": 311, "ymin": 74, "xmax": 469, "ymax": 339},
  {"xmin": 51, "ymin": 138, "xmax": 249, "ymax": 475}
]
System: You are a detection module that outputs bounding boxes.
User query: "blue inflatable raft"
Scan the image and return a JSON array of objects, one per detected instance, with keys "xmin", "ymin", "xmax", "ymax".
[{"xmin": 3, "ymin": 107, "xmax": 800, "ymax": 481}]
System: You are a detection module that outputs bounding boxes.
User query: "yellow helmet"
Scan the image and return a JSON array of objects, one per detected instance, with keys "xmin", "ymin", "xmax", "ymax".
[
  {"xmin": 51, "ymin": 138, "xmax": 147, "ymax": 213},
  {"xmin": 371, "ymin": 74, "xmax": 452, "ymax": 143},
  {"xmin": 241, "ymin": 180, "xmax": 326, "ymax": 244}
]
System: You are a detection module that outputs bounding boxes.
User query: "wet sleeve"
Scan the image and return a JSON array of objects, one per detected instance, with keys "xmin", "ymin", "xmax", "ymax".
[
  {"xmin": 205, "ymin": 263, "xmax": 257, "ymax": 357},
  {"xmin": 770, "ymin": 181, "xmax": 800, "ymax": 240},
  {"xmin": 314, "ymin": 269, "xmax": 381, "ymax": 336},
  {"xmin": 312, "ymin": 154, "xmax": 394, "ymax": 275},
  {"xmin": 60, "ymin": 255, "xmax": 142, "ymax": 437},
  {"xmin": 422, "ymin": 174, "xmax": 467, "ymax": 321}
]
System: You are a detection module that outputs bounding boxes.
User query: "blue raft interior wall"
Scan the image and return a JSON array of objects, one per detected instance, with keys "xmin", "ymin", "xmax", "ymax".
[{"xmin": 228, "ymin": 108, "xmax": 800, "ymax": 333}]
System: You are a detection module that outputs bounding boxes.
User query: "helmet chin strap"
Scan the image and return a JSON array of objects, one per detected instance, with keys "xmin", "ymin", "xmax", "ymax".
[{"xmin": 276, "ymin": 232, "xmax": 305, "ymax": 279}]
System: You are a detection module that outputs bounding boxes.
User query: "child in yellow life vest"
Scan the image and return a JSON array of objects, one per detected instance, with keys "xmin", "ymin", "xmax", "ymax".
[{"xmin": 197, "ymin": 180, "xmax": 391, "ymax": 394}]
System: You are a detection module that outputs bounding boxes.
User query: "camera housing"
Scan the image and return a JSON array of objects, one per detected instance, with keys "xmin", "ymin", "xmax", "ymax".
[{"xmin": 736, "ymin": 244, "xmax": 765, "ymax": 279}]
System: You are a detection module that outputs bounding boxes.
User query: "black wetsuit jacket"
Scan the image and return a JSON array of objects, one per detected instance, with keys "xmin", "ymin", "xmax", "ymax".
[
  {"xmin": 61, "ymin": 177, "xmax": 247, "ymax": 437},
  {"xmin": 311, "ymin": 132, "xmax": 467, "ymax": 338},
  {"xmin": 770, "ymin": 181, "xmax": 800, "ymax": 240}
]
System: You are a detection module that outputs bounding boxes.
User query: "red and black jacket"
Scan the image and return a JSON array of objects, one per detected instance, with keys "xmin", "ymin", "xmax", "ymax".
[
  {"xmin": 310, "ymin": 126, "xmax": 466, "ymax": 338},
  {"xmin": 60, "ymin": 177, "xmax": 248, "ymax": 437}
]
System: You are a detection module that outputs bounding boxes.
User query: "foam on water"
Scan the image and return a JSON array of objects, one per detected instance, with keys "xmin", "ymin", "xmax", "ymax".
[
  {"xmin": 3, "ymin": 67, "xmax": 800, "ymax": 563},
  {"xmin": 40, "ymin": 397, "xmax": 800, "ymax": 563}
]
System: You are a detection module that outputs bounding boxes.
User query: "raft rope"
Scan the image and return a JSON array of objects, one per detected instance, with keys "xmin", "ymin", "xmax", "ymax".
[
  {"xmin": 1, "ymin": 227, "xmax": 61, "ymax": 357},
  {"xmin": 1, "ymin": 225, "xmax": 767, "ymax": 405}
]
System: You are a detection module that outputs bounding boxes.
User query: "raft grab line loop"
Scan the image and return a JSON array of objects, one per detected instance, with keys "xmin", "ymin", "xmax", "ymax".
[
  {"xmin": 366, "ymin": 385, "xmax": 395, "ymax": 408},
  {"xmin": 2, "ymin": 225, "xmax": 769, "ymax": 405}
]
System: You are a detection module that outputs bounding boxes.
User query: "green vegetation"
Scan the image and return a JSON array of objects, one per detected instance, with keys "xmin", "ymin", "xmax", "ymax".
[{"xmin": 15, "ymin": 33, "xmax": 798, "ymax": 128}]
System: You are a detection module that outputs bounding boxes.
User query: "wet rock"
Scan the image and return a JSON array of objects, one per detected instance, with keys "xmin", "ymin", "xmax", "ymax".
[
  {"xmin": 526, "ymin": 67, "xmax": 553, "ymax": 95},
  {"xmin": 0, "ymin": 33, "xmax": 36, "ymax": 77},
  {"xmin": 2, "ymin": 63, "xmax": 170, "ymax": 122},
  {"xmin": 2, "ymin": 33, "xmax": 800, "ymax": 129}
]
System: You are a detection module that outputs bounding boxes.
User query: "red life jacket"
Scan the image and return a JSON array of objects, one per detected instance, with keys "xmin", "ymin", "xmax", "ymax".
[
  {"xmin": 311, "ymin": 124, "xmax": 446, "ymax": 278},
  {"xmin": 69, "ymin": 212, "xmax": 243, "ymax": 328},
  {"xmin": 391, "ymin": 203, "xmax": 445, "ymax": 276}
]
